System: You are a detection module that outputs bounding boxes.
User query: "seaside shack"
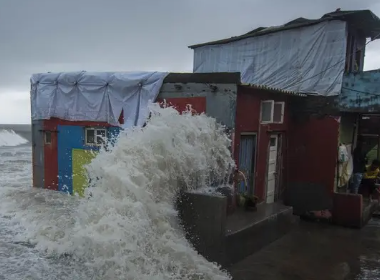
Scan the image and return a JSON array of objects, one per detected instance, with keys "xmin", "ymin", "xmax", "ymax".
[
  {"xmin": 30, "ymin": 70, "xmax": 304, "ymax": 206},
  {"xmin": 30, "ymin": 71, "xmax": 240, "ymax": 196},
  {"xmin": 30, "ymin": 70, "xmax": 303, "ymax": 267}
]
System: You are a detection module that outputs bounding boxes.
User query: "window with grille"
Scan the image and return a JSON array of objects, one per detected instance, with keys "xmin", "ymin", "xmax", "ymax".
[{"xmin": 85, "ymin": 128, "xmax": 107, "ymax": 146}]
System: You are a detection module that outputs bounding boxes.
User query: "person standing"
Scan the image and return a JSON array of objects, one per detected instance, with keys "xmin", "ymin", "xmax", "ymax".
[
  {"xmin": 350, "ymin": 141, "xmax": 367, "ymax": 194},
  {"xmin": 362, "ymin": 159, "xmax": 380, "ymax": 200}
]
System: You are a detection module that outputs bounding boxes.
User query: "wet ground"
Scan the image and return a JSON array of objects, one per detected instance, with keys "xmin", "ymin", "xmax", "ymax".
[{"xmin": 229, "ymin": 218, "xmax": 380, "ymax": 280}]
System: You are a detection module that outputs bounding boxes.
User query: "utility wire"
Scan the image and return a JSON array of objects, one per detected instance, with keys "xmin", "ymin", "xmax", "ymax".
[
  {"xmin": 282, "ymin": 31, "xmax": 380, "ymax": 91},
  {"xmin": 341, "ymin": 87, "xmax": 380, "ymax": 97}
]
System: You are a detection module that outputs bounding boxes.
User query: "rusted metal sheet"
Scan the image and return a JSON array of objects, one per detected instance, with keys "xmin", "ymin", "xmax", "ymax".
[
  {"xmin": 32, "ymin": 120, "xmax": 44, "ymax": 188},
  {"xmin": 340, "ymin": 70, "xmax": 380, "ymax": 113},
  {"xmin": 289, "ymin": 95, "xmax": 339, "ymax": 117},
  {"xmin": 156, "ymin": 97, "xmax": 207, "ymax": 114},
  {"xmin": 287, "ymin": 116, "xmax": 339, "ymax": 194},
  {"xmin": 43, "ymin": 120, "xmax": 58, "ymax": 190}
]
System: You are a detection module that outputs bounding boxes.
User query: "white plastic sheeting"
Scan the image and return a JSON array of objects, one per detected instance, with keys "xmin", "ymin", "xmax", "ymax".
[
  {"xmin": 338, "ymin": 144, "xmax": 353, "ymax": 188},
  {"xmin": 30, "ymin": 71, "xmax": 168, "ymax": 128},
  {"xmin": 193, "ymin": 20, "xmax": 347, "ymax": 96}
]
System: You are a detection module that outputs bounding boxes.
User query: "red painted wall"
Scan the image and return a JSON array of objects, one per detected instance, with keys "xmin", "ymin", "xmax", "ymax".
[
  {"xmin": 234, "ymin": 86, "xmax": 289, "ymax": 201},
  {"xmin": 287, "ymin": 116, "xmax": 339, "ymax": 193},
  {"xmin": 42, "ymin": 100, "xmax": 207, "ymax": 192},
  {"xmin": 43, "ymin": 118, "xmax": 116, "ymax": 191},
  {"xmin": 156, "ymin": 97, "xmax": 207, "ymax": 114},
  {"xmin": 332, "ymin": 193, "xmax": 363, "ymax": 227}
]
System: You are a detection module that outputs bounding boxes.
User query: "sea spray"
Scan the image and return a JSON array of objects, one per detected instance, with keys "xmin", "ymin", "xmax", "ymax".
[
  {"xmin": 69, "ymin": 104, "xmax": 234, "ymax": 279},
  {"xmin": 0, "ymin": 104, "xmax": 235, "ymax": 279}
]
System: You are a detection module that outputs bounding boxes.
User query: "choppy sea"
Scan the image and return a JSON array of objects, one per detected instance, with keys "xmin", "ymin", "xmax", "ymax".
[
  {"xmin": 0, "ymin": 106, "xmax": 234, "ymax": 280},
  {"xmin": 2, "ymin": 108, "xmax": 380, "ymax": 280}
]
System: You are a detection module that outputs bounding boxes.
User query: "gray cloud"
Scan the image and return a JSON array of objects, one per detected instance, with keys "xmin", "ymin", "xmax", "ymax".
[{"xmin": 0, "ymin": 0, "xmax": 379, "ymax": 122}]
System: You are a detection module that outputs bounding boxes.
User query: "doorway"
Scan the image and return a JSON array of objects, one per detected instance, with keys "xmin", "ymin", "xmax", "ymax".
[
  {"xmin": 238, "ymin": 133, "xmax": 257, "ymax": 195},
  {"xmin": 266, "ymin": 134, "xmax": 280, "ymax": 203}
]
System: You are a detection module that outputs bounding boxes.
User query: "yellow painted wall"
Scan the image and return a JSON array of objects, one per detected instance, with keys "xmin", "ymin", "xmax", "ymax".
[{"xmin": 72, "ymin": 149, "xmax": 97, "ymax": 197}]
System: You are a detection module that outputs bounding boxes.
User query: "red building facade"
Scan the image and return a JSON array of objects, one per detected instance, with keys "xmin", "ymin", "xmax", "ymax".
[{"xmin": 233, "ymin": 85, "xmax": 294, "ymax": 203}]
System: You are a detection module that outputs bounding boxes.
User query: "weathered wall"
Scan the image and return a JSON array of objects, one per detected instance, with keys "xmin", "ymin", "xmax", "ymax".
[
  {"xmin": 156, "ymin": 96, "xmax": 206, "ymax": 114},
  {"xmin": 340, "ymin": 70, "xmax": 380, "ymax": 112},
  {"xmin": 234, "ymin": 86, "xmax": 289, "ymax": 201},
  {"xmin": 158, "ymin": 82, "xmax": 237, "ymax": 128},
  {"xmin": 287, "ymin": 115, "xmax": 339, "ymax": 204},
  {"xmin": 32, "ymin": 120, "xmax": 44, "ymax": 188},
  {"xmin": 42, "ymin": 118, "xmax": 118, "ymax": 194},
  {"xmin": 332, "ymin": 193, "xmax": 369, "ymax": 228}
]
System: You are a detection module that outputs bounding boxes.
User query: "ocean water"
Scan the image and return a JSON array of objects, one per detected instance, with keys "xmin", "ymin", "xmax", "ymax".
[
  {"xmin": 3, "ymin": 108, "xmax": 380, "ymax": 280},
  {"xmin": 0, "ymin": 105, "xmax": 234, "ymax": 280}
]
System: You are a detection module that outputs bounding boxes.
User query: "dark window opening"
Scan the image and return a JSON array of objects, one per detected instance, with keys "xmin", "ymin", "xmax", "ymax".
[
  {"xmin": 86, "ymin": 129, "xmax": 95, "ymax": 144},
  {"xmin": 270, "ymin": 137, "xmax": 277, "ymax": 147},
  {"xmin": 45, "ymin": 131, "xmax": 52, "ymax": 144},
  {"xmin": 345, "ymin": 30, "xmax": 366, "ymax": 73}
]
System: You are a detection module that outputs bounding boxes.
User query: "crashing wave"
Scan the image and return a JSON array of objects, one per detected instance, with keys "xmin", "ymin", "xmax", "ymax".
[
  {"xmin": 0, "ymin": 129, "xmax": 28, "ymax": 147},
  {"xmin": 1, "ymin": 104, "xmax": 235, "ymax": 279}
]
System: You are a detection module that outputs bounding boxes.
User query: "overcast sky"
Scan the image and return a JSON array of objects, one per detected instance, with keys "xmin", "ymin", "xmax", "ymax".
[{"xmin": 1, "ymin": 0, "xmax": 380, "ymax": 124}]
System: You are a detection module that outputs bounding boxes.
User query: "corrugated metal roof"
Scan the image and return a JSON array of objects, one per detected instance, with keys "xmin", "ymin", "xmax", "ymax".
[
  {"xmin": 189, "ymin": 9, "xmax": 380, "ymax": 49},
  {"xmin": 240, "ymin": 83, "xmax": 307, "ymax": 97}
]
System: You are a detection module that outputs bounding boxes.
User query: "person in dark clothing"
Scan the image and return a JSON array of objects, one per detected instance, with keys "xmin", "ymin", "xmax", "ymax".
[
  {"xmin": 350, "ymin": 142, "xmax": 367, "ymax": 194},
  {"xmin": 362, "ymin": 159, "xmax": 380, "ymax": 200}
]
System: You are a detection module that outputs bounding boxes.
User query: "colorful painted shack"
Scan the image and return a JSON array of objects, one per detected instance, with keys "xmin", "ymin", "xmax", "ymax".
[
  {"xmin": 31, "ymin": 70, "xmax": 305, "ymax": 207},
  {"xmin": 30, "ymin": 72, "xmax": 242, "ymax": 196}
]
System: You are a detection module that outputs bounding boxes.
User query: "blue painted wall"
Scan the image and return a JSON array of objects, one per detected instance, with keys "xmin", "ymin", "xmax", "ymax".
[
  {"xmin": 340, "ymin": 69, "xmax": 380, "ymax": 112},
  {"xmin": 57, "ymin": 125, "xmax": 120, "ymax": 194}
]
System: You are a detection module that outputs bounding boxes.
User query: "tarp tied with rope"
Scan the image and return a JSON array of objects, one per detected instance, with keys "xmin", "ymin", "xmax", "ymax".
[
  {"xmin": 30, "ymin": 71, "xmax": 168, "ymax": 128},
  {"xmin": 192, "ymin": 20, "xmax": 346, "ymax": 96}
]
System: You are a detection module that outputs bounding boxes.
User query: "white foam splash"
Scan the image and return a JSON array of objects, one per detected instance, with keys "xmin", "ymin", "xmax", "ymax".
[
  {"xmin": 0, "ymin": 129, "xmax": 28, "ymax": 147},
  {"xmin": 2, "ymin": 104, "xmax": 235, "ymax": 279}
]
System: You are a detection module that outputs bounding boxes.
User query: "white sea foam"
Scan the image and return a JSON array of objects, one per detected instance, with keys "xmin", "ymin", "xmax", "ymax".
[
  {"xmin": 0, "ymin": 129, "xmax": 28, "ymax": 147},
  {"xmin": 0, "ymin": 104, "xmax": 235, "ymax": 279}
]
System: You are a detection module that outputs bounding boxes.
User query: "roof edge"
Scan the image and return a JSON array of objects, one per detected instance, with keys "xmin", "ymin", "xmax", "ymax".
[
  {"xmin": 163, "ymin": 72, "xmax": 241, "ymax": 84},
  {"xmin": 189, "ymin": 9, "xmax": 380, "ymax": 49},
  {"xmin": 239, "ymin": 83, "xmax": 307, "ymax": 97},
  {"xmin": 188, "ymin": 19, "xmax": 326, "ymax": 49}
]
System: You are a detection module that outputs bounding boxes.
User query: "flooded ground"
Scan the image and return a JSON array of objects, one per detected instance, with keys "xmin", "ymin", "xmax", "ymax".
[{"xmin": 230, "ymin": 218, "xmax": 380, "ymax": 280}]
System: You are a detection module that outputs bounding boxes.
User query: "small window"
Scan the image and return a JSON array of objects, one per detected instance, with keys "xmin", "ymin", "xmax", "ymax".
[
  {"xmin": 261, "ymin": 100, "xmax": 285, "ymax": 124},
  {"xmin": 261, "ymin": 100, "xmax": 274, "ymax": 123},
  {"xmin": 85, "ymin": 128, "xmax": 107, "ymax": 146},
  {"xmin": 86, "ymin": 129, "xmax": 95, "ymax": 144},
  {"xmin": 273, "ymin": 102, "xmax": 285, "ymax": 123},
  {"xmin": 45, "ymin": 131, "xmax": 52, "ymax": 144}
]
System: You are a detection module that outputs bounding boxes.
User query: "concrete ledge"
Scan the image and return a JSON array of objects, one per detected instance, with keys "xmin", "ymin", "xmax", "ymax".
[
  {"xmin": 332, "ymin": 193, "xmax": 362, "ymax": 228},
  {"xmin": 332, "ymin": 193, "xmax": 378, "ymax": 228},
  {"xmin": 177, "ymin": 192, "xmax": 297, "ymax": 267},
  {"xmin": 176, "ymin": 191, "xmax": 227, "ymax": 265},
  {"xmin": 284, "ymin": 183, "xmax": 332, "ymax": 215},
  {"xmin": 224, "ymin": 203, "xmax": 297, "ymax": 266},
  {"xmin": 362, "ymin": 199, "xmax": 378, "ymax": 226}
]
